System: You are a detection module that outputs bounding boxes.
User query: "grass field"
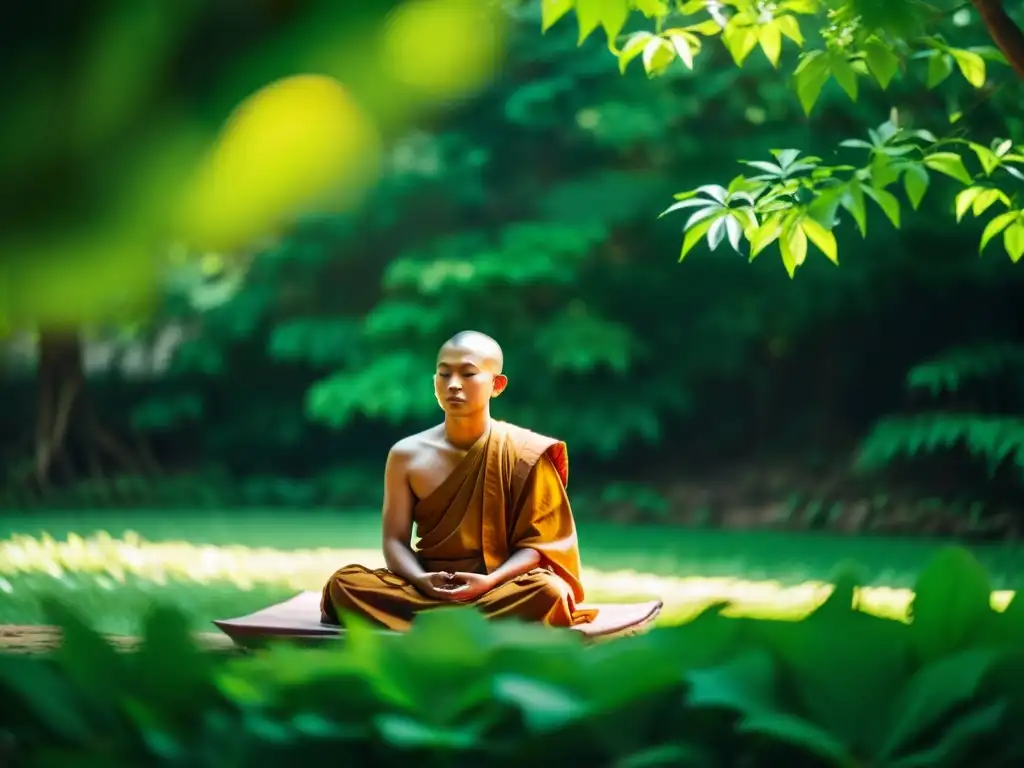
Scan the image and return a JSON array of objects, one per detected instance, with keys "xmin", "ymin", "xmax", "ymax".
[{"xmin": 0, "ymin": 509, "xmax": 1020, "ymax": 636}]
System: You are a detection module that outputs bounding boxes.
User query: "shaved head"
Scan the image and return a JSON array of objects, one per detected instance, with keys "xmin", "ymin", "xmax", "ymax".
[{"xmin": 438, "ymin": 330, "xmax": 504, "ymax": 374}]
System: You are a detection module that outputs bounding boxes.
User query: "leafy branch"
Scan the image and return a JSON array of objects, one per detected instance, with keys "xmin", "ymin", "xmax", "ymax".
[
  {"xmin": 540, "ymin": 0, "xmax": 1023, "ymax": 275},
  {"xmin": 661, "ymin": 120, "xmax": 1024, "ymax": 275}
]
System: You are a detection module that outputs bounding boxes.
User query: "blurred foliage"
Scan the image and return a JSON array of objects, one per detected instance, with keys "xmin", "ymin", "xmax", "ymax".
[
  {"xmin": 547, "ymin": 0, "xmax": 1024, "ymax": 275},
  {"xmin": 2, "ymin": 546, "xmax": 1023, "ymax": 766},
  {"xmin": 0, "ymin": 0, "xmax": 1022, "ymax": 528},
  {"xmin": 0, "ymin": 0, "xmax": 506, "ymax": 326},
  {"xmin": 858, "ymin": 343, "xmax": 1024, "ymax": 496}
]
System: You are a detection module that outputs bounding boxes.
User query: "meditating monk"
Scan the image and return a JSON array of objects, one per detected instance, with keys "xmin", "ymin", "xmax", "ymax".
[{"xmin": 320, "ymin": 330, "xmax": 599, "ymax": 632}]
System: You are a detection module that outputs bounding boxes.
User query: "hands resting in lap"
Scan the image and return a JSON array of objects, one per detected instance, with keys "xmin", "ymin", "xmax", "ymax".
[{"xmin": 414, "ymin": 571, "xmax": 494, "ymax": 602}]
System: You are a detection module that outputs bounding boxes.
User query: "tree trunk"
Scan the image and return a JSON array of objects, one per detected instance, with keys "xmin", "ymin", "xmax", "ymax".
[
  {"xmin": 974, "ymin": 0, "xmax": 1024, "ymax": 80},
  {"xmin": 34, "ymin": 329, "xmax": 86, "ymax": 486},
  {"xmin": 33, "ymin": 328, "xmax": 151, "ymax": 489}
]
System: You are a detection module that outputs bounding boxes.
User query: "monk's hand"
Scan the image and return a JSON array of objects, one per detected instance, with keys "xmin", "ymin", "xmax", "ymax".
[
  {"xmin": 446, "ymin": 572, "xmax": 495, "ymax": 602},
  {"xmin": 414, "ymin": 572, "xmax": 461, "ymax": 601}
]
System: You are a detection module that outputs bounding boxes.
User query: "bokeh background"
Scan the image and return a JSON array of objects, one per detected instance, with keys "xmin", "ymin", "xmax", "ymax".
[{"xmin": 0, "ymin": 0, "xmax": 1021, "ymax": 638}]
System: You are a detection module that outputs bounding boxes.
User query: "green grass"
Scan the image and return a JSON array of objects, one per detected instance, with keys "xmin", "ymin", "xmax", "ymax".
[
  {"xmin": 3, "ymin": 507, "xmax": 1022, "ymax": 587},
  {"xmin": 0, "ymin": 508, "xmax": 1021, "ymax": 636}
]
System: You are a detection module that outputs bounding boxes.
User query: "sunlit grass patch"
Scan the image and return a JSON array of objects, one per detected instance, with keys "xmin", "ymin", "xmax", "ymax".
[{"xmin": 0, "ymin": 532, "xmax": 1015, "ymax": 634}]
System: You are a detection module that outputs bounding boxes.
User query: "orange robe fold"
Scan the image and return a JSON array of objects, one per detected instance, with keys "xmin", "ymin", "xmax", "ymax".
[{"xmin": 320, "ymin": 421, "xmax": 599, "ymax": 631}]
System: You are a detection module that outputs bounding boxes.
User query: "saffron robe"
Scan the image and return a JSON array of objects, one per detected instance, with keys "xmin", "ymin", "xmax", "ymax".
[{"xmin": 320, "ymin": 421, "xmax": 599, "ymax": 632}]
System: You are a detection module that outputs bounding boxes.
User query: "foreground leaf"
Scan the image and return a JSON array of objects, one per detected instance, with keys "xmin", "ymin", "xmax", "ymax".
[{"xmin": 909, "ymin": 547, "xmax": 995, "ymax": 663}]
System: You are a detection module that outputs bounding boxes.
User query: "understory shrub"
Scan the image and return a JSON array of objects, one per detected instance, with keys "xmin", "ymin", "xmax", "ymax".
[{"xmin": 1, "ymin": 547, "xmax": 1022, "ymax": 767}]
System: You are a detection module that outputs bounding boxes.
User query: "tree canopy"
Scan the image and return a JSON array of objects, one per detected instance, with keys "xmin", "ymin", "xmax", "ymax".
[{"xmin": 543, "ymin": 0, "xmax": 1024, "ymax": 275}]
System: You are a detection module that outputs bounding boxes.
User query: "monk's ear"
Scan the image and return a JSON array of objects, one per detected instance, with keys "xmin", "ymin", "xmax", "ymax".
[{"xmin": 491, "ymin": 374, "xmax": 508, "ymax": 397}]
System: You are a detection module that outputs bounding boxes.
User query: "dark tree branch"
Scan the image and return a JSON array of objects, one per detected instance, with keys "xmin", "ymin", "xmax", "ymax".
[{"xmin": 973, "ymin": 0, "xmax": 1024, "ymax": 79}]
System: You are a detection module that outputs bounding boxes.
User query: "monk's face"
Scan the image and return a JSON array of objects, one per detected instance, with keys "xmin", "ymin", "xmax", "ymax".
[{"xmin": 434, "ymin": 344, "xmax": 507, "ymax": 415}]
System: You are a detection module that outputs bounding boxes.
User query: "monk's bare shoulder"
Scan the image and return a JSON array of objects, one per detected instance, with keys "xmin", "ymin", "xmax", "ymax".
[{"xmin": 388, "ymin": 425, "xmax": 446, "ymax": 462}]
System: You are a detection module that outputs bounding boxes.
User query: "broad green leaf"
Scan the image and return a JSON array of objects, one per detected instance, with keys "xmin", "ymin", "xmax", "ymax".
[
  {"xmin": 950, "ymin": 48, "xmax": 986, "ymax": 87},
  {"xmin": 794, "ymin": 51, "xmax": 830, "ymax": 114},
  {"xmin": 685, "ymin": 19, "xmax": 725, "ymax": 36},
  {"xmin": 829, "ymin": 52, "xmax": 859, "ymax": 101},
  {"xmin": 926, "ymin": 52, "xmax": 953, "ymax": 88},
  {"xmin": 722, "ymin": 21, "xmax": 759, "ymax": 66},
  {"xmin": 862, "ymin": 185, "xmax": 901, "ymax": 228},
  {"xmin": 680, "ymin": 216, "xmax": 715, "ymax": 261},
  {"xmin": 599, "ymin": 0, "xmax": 631, "ymax": 47},
  {"xmin": 542, "ymin": 0, "xmax": 575, "ymax": 32},
  {"xmin": 923, "ymin": 152, "xmax": 973, "ymax": 185},
  {"xmin": 879, "ymin": 648, "xmax": 1003, "ymax": 760},
  {"xmin": 724, "ymin": 214, "xmax": 744, "ymax": 252},
  {"xmin": 780, "ymin": 218, "xmax": 808, "ymax": 277},
  {"xmin": 642, "ymin": 37, "xmax": 677, "ymax": 75},
  {"xmin": 909, "ymin": 546, "xmax": 993, "ymax": 663},
  {"xmin": 955, "ymin": 187, "xmax": 982, "ymax": 222},
  {"xmin": 903, "ymin": 165, "xmax": 929, "ymax": 210},
  {"xmin": 863, "ymin": 38, "xmax": 900, "ymax": 89},
  {"xmin": 631, "ymin": 0, "xmax": 668, "ymax": 16},
  {"xmin": 1006, "ymin": 221, "xmax": 1024, "ymax": 263},
  {"xmin": 889, "ymin": 701, "xmax": 1007, "ymax": 768},
  {"xmin": 758, "ymin": 22, "xmax": 783, "ymax": 67},
  {"xmin": 613, "ymin": 744, "xmax": 709, "ymax": 768},
  {"xmin": 979, "ymin": 210, "xmax": 1019, "ymax": 252},
  {"xmin": 685, "ymin": 649, "xmax": 779, "ymax": 715},
  {"xmin": 799, "ymin": 216, "xmax": 838, "ymax": 264},
  {"xmin": 574, "ymin": 0, "xmax": 603, "ymax": 43},
  {"xmin": 749, "ymin": 214, "xmax": 784, "ymax": 258},
  {"xmin": 971, "ymin": 188, "xmax": 1006, "ymax": 218},
  {"xmin": 738, "ymin": 712, "xmax": 855, "ymax": 766},
  {"xmin": 619, "ymin": 32, "xmax": 654, "ymax": 73},
  {"xmin": 969, "ymin": 143, "xmax": 1001, "ymax": 176},
  {"xmin": 841, "ymin": 182, "xmax": 868, "ymax": 236},
  {"xmin": 670, "ymin": 33, "xmax": 696, "ymax": 69},
  {"xmin": 775, "ymin": 15, "xmax": 803, "ymax": 46},
  {"xmin": 659, "ymin": 196, "xmax": 717, "ymax": 217}
]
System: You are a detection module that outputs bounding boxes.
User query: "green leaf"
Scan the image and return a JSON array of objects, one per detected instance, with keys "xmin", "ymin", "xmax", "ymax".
[
  {"xmin": 923, "ymin": 152, "xmax": 973, "ymax": 185},
  {"xmin": 969, "ymin": 143, "xmax": 1001, "ymax": 176},
  {"xmin": 758, "ymin": 23, "xmax": 783, "ymax": 67},
  {"xmin": 619, "ymin": 32, "xmax": 654, "ymax": 73},
  {"xmin": 574, "ymin": 0, "xmax": 602, "ymax": 43},
  {"xmin": 738, "ymin": 712, "xmax": 855, "ymax": 766},
  {"xmin": 841, "ymin": 182, "xmax": 868, "ymax": 236},
  {"xmin": 926, "ymin": 52, "xmax": 953, "ymax": 88},
  {"xmin": 979, "ymin": 210, "xmax": 1019, "ymax": 253},
  {"xmin": 972, "ymin": 188, "xmax": 1006, "ymax": 218},
  {"xmin": 889, "ymin": 701, "xmax": 1008, "ymax": 768},
  {"xmin": 722, "ymin": 21, "xmax": 759, "ymax": 66},
  {"xmin": 862, "ymin": 185, "xmax": 901, "ymax": 228},
  {"xmin": 799, "ymin": 216, "xmax": 838, "ymax": 264},
  {"xmin": 909, "ymin": 547, "xmax": 994, "ymax": 663},
  {"xmin": 679, "ymin": 216, "xmax": 715, "ymax": 261},
  {"xmin": 599, "ymin": 0, "xmax": 630, "ymax": 47},
  {"xmin": 643, "ymin": 37, "xmax": 677, "ymax": 75},
  {"xmin": 685, "ymin": 649, "xmax": 780, "ymax": 716},
  {"xmin": 669, "ymin": 33, "xmax": 696, "ymax": 69},
  {"xmin": 775, "ymin": 15, "xmax": 803, "ymax": 46},
  {"xmin": 748, "ymin": 213, "xmax": 784, "ymax": 258},
  {"xmin": 1006, "ymin": 221, "xmax": 1024, "ymax": 263},
  {"xmin": 903, "ymin": 165, "xmax": 929, "ymax": 210},
  {"xmin": 863, "ymin": 38, "xmax": 900, "ymax": 89},
  {"xmin": 829, "ymin": 52, "xmax": 859, "ymax": 101},
  {"xmin": 779, "ymin": 217, "xmax": 808, "ymax": 277},
  {"xmin": 880, "ymin": 648, "xmax": 1003, "ymax": 760},
  {"xmin": 541, "ymin": 0, "xmax": 574, "ymax": 32},
  {"xmin": 955, "ymin": 187, "xmax": 982, "ymax": 222},
  {"xmin": 950, "ymin": 48, "xmax": 986, "ymax": 87},
  {"xmin": 794, "ymin": 51, "xmax": 830, "ymax": 114}
]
